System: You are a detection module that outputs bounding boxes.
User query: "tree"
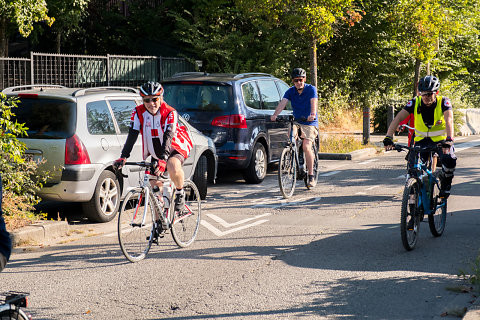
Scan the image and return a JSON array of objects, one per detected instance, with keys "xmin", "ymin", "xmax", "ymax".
[
  {"xmin": 45, "ymin": 0, "xmax": 90, "ymax": 53},
  {"xmin": 236, "ymin": 0, "xmax": 359, "ymax": 88},
  {"xmin": 0, "ymin": 0, "xmax": 53, "ymax": 56}
]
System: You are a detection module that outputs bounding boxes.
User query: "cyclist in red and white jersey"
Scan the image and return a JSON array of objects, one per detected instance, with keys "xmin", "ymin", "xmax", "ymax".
[{"xmin": 114, "ymin": 81, "xmax": 193, "ymax": 212}]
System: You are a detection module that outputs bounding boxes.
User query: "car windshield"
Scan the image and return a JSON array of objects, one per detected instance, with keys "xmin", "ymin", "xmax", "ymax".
[
  {"xmin": 163, "ymin": 83, "xmax": 232, "ymax": 112},
  {"xmin": 12, "ymin": 98, "xmax": 76, "ymax": 139}
]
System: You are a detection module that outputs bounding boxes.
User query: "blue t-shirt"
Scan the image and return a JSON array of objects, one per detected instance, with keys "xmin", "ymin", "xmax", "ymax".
[
  {"xmin": 0, "ymin": 175, "xmax": 11, "ymax": 262},
  {"xmin": 283, "ymin": 83, "xmax": 318, "ymax": 126}
]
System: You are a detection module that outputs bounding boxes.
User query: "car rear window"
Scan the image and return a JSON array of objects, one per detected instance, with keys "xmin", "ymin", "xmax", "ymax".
[
  {"xmin": 162, "ymin": 83, "xmax": 232, "ymax": 112},
  {"xmin": 12, "ymin": 98, "xmax": 76, "ymax": 139}
]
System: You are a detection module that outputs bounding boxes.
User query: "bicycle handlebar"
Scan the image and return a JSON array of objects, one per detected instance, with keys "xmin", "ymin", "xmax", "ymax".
[
  {"xmin": 117, "ymin": 161, "xmax": 169, "ymax": 180},
  {"xmin": 394, "ymin": 143, "xmax": 439, "ymax": 153},
  {"xmin": 274, "ymin": 115, "xmax": 307, "ymax": 123},
  {"xmin": 399, "ymin": 124, "xmax": 414, "ymax": 131}
]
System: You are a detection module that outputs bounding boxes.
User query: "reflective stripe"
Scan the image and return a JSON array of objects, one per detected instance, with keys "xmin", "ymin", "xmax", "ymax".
[{"xmin": 414, "ymin": 128, "xmax": 446, "ymax": 137}]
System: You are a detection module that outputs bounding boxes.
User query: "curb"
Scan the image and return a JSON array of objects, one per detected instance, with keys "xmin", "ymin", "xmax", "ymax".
[
  {"xmin": 10, "ymin": 220, "xmax": 69, "ymax": 247},
  {"xmin": 318, "ymin": 147, "xmax": 382, "ymax": 160},
  {"xmin": 463, "ymin": 295, "xmax": 480, "ymax": 320}
]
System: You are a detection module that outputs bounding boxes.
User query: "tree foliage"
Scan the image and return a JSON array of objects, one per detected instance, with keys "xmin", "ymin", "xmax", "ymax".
[{"xmin": 0, "ymin": 0, "xmax": 54, "ymax": 56}]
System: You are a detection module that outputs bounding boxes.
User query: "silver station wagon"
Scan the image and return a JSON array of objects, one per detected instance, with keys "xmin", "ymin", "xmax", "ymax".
[{"xmin": 2, "ymin": 85, "xmax": 217, "ymax": 222}]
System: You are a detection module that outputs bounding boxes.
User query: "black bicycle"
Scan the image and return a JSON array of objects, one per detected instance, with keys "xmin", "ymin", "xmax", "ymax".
[
  {"xmin": 393, "ymin": 143, "xmax": 447, "ymax": 251},
  {"xmin": 0, "ymin": 291, "xmax": 30, "ymax": 320},
  {"xmin": 277, "ymin": 115, "xmax": 319, "ymax": 199}
]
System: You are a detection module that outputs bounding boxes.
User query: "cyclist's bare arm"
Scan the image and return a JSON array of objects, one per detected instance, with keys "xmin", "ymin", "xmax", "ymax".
[
  {"xmin": 308, "ymin": 97, "xmax": 318, "ymax": 121},
  {"xmin": 271, "ymin": 98, "xmax": 289, "ymax": 122},
  {"xmin": 386, "ymin": 109, "xmax": 410, "ymax": 137}
]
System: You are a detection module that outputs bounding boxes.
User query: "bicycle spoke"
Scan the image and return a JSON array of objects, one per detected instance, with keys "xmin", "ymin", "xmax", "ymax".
[{"xmin": 171, "ymin": 181, "xmax": 201, "ymax": 248}]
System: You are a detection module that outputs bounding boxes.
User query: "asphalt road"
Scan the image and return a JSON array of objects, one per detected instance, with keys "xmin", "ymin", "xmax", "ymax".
[{"xmin": 2, "ymin": 136, "xmax": 480, "ymax": 320}]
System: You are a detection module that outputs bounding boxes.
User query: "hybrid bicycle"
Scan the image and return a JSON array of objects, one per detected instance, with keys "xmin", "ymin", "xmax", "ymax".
[
  {"xmin": 277, "ymin": 115, "xmax": 319, "ymax": 199},
  {"xmin": 117, "ymin": 161, "xmax": 201, "ymax": 262},
  {"xmin": 394, "ymin": 143, "xmax": 447, "ymax": 251},
  {"xmin": 0, "ymin": 291, "xmax": 30, "ymax": 320}
]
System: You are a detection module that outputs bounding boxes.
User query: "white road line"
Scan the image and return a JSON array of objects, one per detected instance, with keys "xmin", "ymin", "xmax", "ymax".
[
  {"xmin": 366, "ymin": 186, "xmax": 379, "ymax": 190},
  {"xmin": 319, "ymin": 170, "xmax": 340, "ymax": 177},
  {"xmin": 201, "ymin": 219, "xmax": 269, "ymax": 237},
  {"xmin": 358, "ymin": 159, "xmax": 379, "ymax": 165},
  {"xmin": 206, "ymin": 212, "xmax": 271, "ymax": 227},
  {"xmin": 252, "ymin": 196, "xmax": 322, "ymax": 209},
  {"xmin": 455, "ymin": 139, "xmax": 480, "ymax": 152}
]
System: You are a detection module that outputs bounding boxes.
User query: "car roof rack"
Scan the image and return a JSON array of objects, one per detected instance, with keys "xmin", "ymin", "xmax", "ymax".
[
  {"xmin": 2, "ymin": 84, "xmax": 67, "ymax": 93},
  {"xmin": 170, "ymin": 72, "xmax": 207, "ymax": 78},
  {"xmin": 233, "ymin": 73, "xmax": 274, "ymax": 79},
  {"xmin": 72, "ymin": 86, "xmax": 138, "ymax": 97}
]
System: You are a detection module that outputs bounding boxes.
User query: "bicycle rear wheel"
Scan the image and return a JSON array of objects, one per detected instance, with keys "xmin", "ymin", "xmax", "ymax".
[
  {"xmin": 305, "ymin": 141, "xmax": 319, "ymax": 190},
  {"xmin": 0, "ymin": 309, "xmax": 30, "ymax": 320},
  {"xmin": 400, "ymin": 178, "xmax": 421, "ymax": 251},
  {"xmin": 171, "ymin": 180, "xmax": 201, "ymax": 248},
  {"xmin": 278, "ymin": 147, "xmax": 297, "ymax": 199},
  {"xmin": 118, "ymin": 188, "xmax": 154, "ymax": 262},
  {"xmin": 428, "ymin": 173, "xmax": 447, "ymax": 237}
]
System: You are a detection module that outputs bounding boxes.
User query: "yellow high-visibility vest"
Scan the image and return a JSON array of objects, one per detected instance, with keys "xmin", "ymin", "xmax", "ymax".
[{"xmin": 414, "ymin": 96, "xmax": 446, "ymax": 142}]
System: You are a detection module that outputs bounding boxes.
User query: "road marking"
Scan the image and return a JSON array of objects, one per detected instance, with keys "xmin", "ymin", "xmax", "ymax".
[
  {"xmin": 201, "ymin": 213, "xmax": 270, "ymax": 237},
  {"xmin": 206, "ymin": 212, "xmax": 271, "ymax": 227},
  {"xmin": 455, "ymin": 139, "xmax": 480, "ymax": 152},
  {"xmin": 252, "ymin": 196, "xmax": 322, "ymax": 209},
  {"xmin": 319, "ymin": 170, "xmax": 340, "ymax": 177},
  {"xmin": 358, "ymin": 159, "xmax": 378, "ymax": 165}
]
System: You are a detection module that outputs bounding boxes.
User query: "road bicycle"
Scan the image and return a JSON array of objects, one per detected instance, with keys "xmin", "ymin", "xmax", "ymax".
[
  {"xmin": 0, "ymin": 291, "xmax": 31, "ymax": 320},
  {"xmin": 117, "ymin": 161, "xmax": 201, "ymax": 262},
  {"xmin": 277, "ymin": 115, "xmax": 319, "ymax": 199},
  {"xmin": 393, "ymin": 142, "xmax": 447, "ymax": 251}
]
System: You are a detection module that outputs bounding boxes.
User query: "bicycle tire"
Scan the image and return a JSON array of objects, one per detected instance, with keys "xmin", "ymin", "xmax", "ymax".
[
  {"xmin": 305, "ymin": 142, "xmax": 319, "ymax": 190},
  {"xmin": 278, "ymin": 146, "xmax": 297, "ymax": 199},
  {"xmin": 118, "ymin": 188, "xmax": 154, "ymax": 262},
  {"xmin": 428, "ymin": 172, "xmax": 447, "ymax": 237},
  {"xmin": 0, "ymin": 309, "xmax": 30, "ymax": 320},
  {"xmin": 400, "ymin": 178, "xmax": 421, "ymax": 251},
  {"xmin": 171, "ymin": 180, "xmax": 201, "ymax": 248}
]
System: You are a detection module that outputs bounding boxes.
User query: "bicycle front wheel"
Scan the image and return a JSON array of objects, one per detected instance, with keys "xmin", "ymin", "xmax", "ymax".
[
  {"xmin": 0, "ymin": 309, "xmax": 30, "ymax": 320},
  {"xmin": 428, "ymin": 173, "xmax": 447, "ymax": 237},
  {"xmin": 118, "ymin": 188, "xmax": 155, "ymax": 262},
  {"xmin": 400, "ymin": 178, "xmax": 421, "ymax": 251},
  {"xmin": 278, "ymin": 147, "xmax": 297, "ymax": 199},
  {"xmin": 171, "ymin": 180, "xmax": 201, "ymax": 248}
]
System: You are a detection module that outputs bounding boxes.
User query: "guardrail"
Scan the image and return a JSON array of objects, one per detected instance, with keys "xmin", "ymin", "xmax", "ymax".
[{"xmin": 0, "ymin": 52, "xmax": 196, "ymax": 90}]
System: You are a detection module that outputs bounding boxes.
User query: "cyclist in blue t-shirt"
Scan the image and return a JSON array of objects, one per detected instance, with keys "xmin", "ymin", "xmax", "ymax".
[
  {"xmin": 0, "ymin": 175, "xmax": 11, "ymax": 271},
  {"xmin": 271, "ymin": 67, "xmax": 319, "ymax": 187}
]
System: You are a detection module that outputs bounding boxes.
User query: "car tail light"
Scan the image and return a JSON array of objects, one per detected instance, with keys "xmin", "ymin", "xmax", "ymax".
[
  {"xmin": 211, "ymin": 114, "xmax": 247, "ymax": 128},
  {"xmin": 18, "ymin": 93, "xmax": 38, "ymax": 99},
  {"xmin": 65, "ymin": 134, "xmax": 91, "ymax": 164}
]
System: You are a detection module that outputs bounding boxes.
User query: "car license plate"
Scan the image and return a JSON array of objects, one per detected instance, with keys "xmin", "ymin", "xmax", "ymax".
[{"xmin": 23, "ymin": 152, "xmax": 42, "ymax": 163}]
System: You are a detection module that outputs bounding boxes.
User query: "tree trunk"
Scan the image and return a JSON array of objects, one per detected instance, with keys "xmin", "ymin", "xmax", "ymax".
[
  {"xmin": 309, "ymin": 37, "xmax": 317, "ymax": 89},
  {"xmin": 56, "ymin": 31, "xmax": 62, "ymax": 53},
  {"xmin": 0, "ymin": 16, "xmax": 6, "ymax": 57},
  {"xmin": 413, "ymin": 58, "xmax": 421, "ymax": 98}
]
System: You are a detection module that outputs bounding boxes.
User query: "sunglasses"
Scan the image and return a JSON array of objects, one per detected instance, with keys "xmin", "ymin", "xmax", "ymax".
[
  {"xmin": 421, "ymin": 92, "xmax": 435, "ymax": 97},
  {"xmin": 293, "ymin": 78, "xmax": 304, "ymax": 83},
  {"xmin": 143, "ymin": 97, "xmax": 160, "ymax": 103}
]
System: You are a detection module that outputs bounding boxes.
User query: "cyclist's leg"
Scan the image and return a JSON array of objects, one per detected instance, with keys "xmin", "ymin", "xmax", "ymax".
[
  {"xmin": 167, "ymin": 152, "xmax": 187, "ymax": 211},
  {"xmin": 300, "ymin": 124, "xmax": 318, "ymax": 186},
  {"xmin": 437, "ymin": 147, "xmax": 456, "ymax": 198}
]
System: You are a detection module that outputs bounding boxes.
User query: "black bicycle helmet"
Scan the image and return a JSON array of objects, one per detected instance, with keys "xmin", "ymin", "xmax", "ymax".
[
  {"xmin": 139, "ymin": 81, "xmax": 164, "ymax": 96},
  {"xmin": 418, "ymin": 75, "xmax": 440, "ymax": 92},
  {"xmin": 291, "ymin": 68, "xmax": 306, "ymax": 79}
]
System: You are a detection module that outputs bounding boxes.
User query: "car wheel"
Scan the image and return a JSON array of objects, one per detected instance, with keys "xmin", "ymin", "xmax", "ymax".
[
  {"xmin": 243, "ymin": 142, "xmax": 267, "ymax": 184},
  {"xmin": 192, "ymin": 155, "xmax": 208, "ymax": 200},
  {"xmin": 83, "ymin": 170, "xmax": 120, "ymax": 223}
]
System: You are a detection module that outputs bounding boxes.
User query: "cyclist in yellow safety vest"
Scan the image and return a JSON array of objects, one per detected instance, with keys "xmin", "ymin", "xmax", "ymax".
[{"xmin": 383, "ymin": 75, "xmax": 456, "ymax": 199}]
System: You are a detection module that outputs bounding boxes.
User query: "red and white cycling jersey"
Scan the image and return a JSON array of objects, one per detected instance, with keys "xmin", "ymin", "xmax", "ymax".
[{"xmin": 131, "ymin": 102, "xmax": 192, "ymax": 160}]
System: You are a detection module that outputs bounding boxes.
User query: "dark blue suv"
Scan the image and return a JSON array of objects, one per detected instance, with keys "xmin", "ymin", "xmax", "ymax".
[{"xmin": 162, "ymin": 72, "xmax": 292, "ymax": 183}]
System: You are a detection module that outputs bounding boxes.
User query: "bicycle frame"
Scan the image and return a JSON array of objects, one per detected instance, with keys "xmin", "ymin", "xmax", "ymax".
[{"xmin": 286, "ymin": 117, "xmax": 306, "ymax": 179}]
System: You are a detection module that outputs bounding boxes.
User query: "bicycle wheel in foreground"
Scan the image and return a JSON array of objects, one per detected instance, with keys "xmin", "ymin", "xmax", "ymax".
[
  {"xmin": 278, "ymin": 147, "xmax": 297, "ymax": 199},
  {"xmin": 428, "ymin": 173, "xmax": 447, "ymax": 237},
  {"xmin": 118, "ymin": 189, "xmax": 154, "ymax": 262},
  {"xmin": 171, "ymin": 180, "xmax": 201, "ymax": 248},
  {"xmin": 400, "ymin": 178, "xmax": 421, "ymax": 251},
  {"xmin": 305, "ymin": 142, "xmax": 319, "ymax": 190},
  {"xmin": 0, "ymin": 310, "xmax": 30, "ymax": 320}
]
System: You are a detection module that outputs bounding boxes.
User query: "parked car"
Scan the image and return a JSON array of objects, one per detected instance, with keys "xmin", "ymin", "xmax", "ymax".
[
  {"xmin": 162, "ymin": 72, "xmax": 292, "ymax": 183},
  {"xmin": 2, "ymin": 85, "xmax": 217, "ymax": 222}
]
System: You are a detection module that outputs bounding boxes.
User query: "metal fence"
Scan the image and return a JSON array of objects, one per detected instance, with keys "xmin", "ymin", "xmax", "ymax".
[{"xmin": 0, "ymin": 52, "xmax": 196, "ymax": 91}]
